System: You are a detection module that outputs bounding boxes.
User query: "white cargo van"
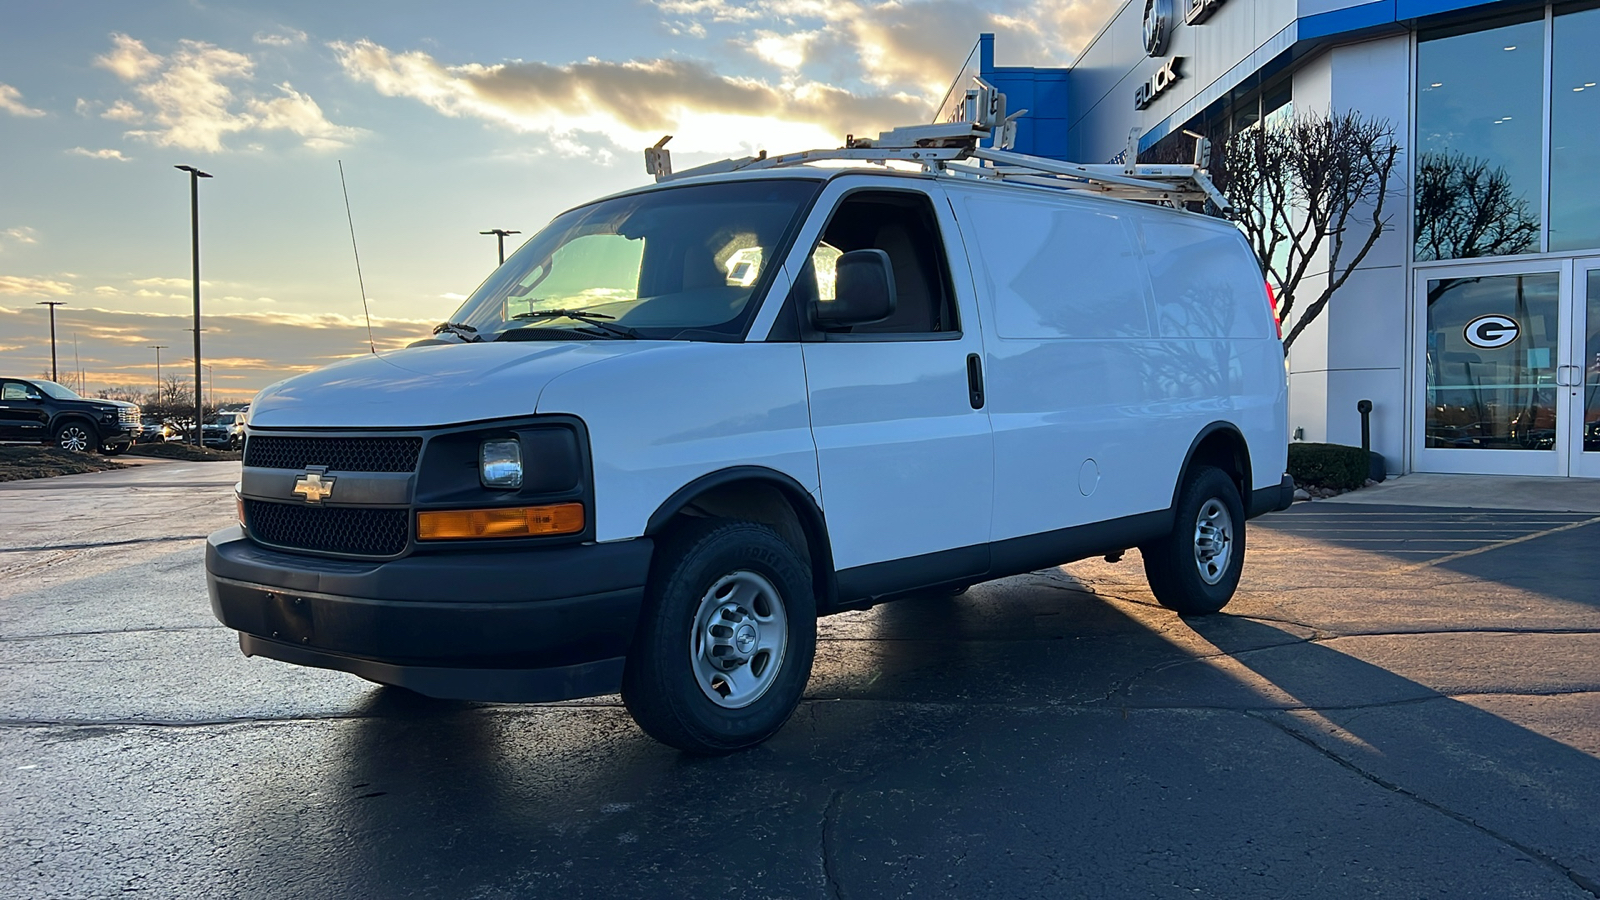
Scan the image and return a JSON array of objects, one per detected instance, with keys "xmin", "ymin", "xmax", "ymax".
[{"xmin": 207, "ymin": 92, "xmax": 1289, "ymax": 753}]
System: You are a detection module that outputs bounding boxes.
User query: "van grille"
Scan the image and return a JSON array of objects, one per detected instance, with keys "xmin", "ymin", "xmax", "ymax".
[
  {"xmin": 244, "ymin": 500, "xmax": 410, "ymax": 557},
  {"xmin": 244, "ymin": 436, "xmax": 422, "ymax": 473}
]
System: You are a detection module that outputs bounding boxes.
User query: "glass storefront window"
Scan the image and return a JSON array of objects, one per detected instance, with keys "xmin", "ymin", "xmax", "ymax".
[
  {"xmin": 1550, "ymin": 4, "xmax": 1600, "ymax": 252},
  {"xmin": 1425, "ymin": 272, "xmax": 1561, "ymax": 449},
  {"xmin": 1416, "ymin": 16, "xmax": 1546, "ymax": 261}
]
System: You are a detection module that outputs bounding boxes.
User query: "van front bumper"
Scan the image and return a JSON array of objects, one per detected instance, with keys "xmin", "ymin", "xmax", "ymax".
[{"xmin": 205, "ymin": 527, "xmax": 652, "ymax": 702}]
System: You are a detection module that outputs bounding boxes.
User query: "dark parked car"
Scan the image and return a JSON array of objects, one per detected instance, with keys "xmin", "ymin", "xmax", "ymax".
[{"xmin": 0, "ymin": 378, "xmax": 140, "ymax": 454}]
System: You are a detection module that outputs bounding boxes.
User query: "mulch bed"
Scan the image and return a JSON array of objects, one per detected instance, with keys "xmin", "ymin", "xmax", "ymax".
[
  {"xmin": 124, "ymin": 443, "xmax": 242, "ymax": 462},
  {"xmin": 0, "ymin": 446, "xmax": 126, "ymax": 482}
]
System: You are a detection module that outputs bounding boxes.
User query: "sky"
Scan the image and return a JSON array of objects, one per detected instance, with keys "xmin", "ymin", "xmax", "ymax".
[{"xmin": 0, "ymin": 0, "xmax": 1115, "ymax": 402}]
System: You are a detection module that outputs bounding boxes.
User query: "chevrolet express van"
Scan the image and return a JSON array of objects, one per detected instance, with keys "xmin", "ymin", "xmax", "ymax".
[{"xmin": 207, "ymin": 120, "xmax": 1290, "ymax": 754}]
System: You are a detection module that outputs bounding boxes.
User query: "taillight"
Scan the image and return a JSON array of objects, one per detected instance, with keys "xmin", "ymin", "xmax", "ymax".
[{"xmin": 1265, "ymin": 281, "xmax": 1282, "ymax": 339}]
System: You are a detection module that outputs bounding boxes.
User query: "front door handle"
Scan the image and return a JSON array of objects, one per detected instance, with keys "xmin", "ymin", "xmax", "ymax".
[{"xmin": 966, "ymin": 353, "xmax": 985, "ymax": 410}]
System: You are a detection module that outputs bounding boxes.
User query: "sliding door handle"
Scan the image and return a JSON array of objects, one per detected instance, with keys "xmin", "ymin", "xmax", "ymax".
[{"xmin": 966, "ymin": 353, "xmax": 985, "ymax": 410}]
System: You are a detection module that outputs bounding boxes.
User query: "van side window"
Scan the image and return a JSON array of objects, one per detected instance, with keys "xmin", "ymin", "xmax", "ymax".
[
  {"xmin": 797, "ymin": 191, "xmax": 959, "ymax": 336},
  {"xmin": 959, "ymin": 195, "xmax": 1151, "ymax": 339}
]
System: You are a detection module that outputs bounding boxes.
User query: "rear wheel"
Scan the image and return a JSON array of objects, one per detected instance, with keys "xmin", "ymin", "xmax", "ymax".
[
  {"xmin": 1141, "ymin": 466, "xmax": 1245, "ymax": 615},
  {"xmin": 53, "ymin": 421, "xmax": 98, "ymax": 453},
  {"xmin": 622, "ymin": 518, "xmax": 815, "ymax": 754}
]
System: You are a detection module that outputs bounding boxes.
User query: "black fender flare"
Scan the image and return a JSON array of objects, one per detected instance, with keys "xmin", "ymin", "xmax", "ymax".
[
  {"xmin": 1170, "ymin": 421, "xmax": 1252, "ymax": 512},
  {"xmin": 645, "ymin": 466, "xmax": 838, "ymax": 611}
]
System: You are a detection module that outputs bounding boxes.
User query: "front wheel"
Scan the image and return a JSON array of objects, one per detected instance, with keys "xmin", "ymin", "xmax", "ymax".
[
  {"xmin": 622, "ymin": 518, "xmax": 816, "ymax": 754},
  {"xmin": 1141, "ymin": 466, "xmax": 1245, "ymax": 615},
  {"xmin": 53, "ymin": 421, "xmax": 98, "ymax": 453}
]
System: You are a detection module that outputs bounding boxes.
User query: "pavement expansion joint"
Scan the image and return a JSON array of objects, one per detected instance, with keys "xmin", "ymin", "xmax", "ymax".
[{"xmin": 1249, "ymin": 709, "xmax": 1600, "ymax": 899}]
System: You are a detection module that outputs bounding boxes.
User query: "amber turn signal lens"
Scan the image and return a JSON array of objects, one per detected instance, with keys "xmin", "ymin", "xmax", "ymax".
[{"xmin": 417, "ymin": 503, "xmax": 585, "ymax": 540}]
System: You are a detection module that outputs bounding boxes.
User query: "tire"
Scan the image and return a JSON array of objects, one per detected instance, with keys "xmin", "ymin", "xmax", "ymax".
[
  {"xmin": 1141, "ymin": 466, "xmax": 1245, "ymax": 615},
  {"xmin": 622, "ymin": 518, "xmax": 816, "ymax": 754},
  {"xmin": 53, "ymin": 421, "xmax": 98, "ymax": 453}
]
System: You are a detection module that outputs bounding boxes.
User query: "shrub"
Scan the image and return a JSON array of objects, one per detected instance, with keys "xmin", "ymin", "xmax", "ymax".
[{"xmin": 1287, "ymin": 442, "xmax": 1370, "ymax": 491}]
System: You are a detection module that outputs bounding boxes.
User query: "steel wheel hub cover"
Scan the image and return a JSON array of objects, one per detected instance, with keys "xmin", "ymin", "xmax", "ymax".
[
  {"xmin": 690, "ymin": 570, "xmax": 788, "ymax": 709},
  {"xmin": 1193, "ymin": 498, "xmax": 1234, "ymax": 586}
]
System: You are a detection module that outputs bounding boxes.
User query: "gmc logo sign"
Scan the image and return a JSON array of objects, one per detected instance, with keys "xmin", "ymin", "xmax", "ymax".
[{"xmin": 1185, "ymin": 0, "xmax": 1227, "ymax": 25}]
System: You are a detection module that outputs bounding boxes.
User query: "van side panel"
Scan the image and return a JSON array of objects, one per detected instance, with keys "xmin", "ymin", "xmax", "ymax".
[
  {"xmin": 950, "ymin": 188, "xmax": 1176, "ymax": 541},
  {"xmin": 534, "ymin": 342, "xmax": 820, "ymax": 543},
  {"xmin": 1132, "ymin": 214, "xmax": 1288, "ymax": 493}
]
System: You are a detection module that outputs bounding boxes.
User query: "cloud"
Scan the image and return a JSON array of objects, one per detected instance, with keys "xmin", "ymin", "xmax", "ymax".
[
  {"xmin": 2, "ymin": 304, "xmax": 440, "ymax": 398},
  {"xmin": 253, "ymin": 28, "xmax": 308, "ymax": 47},
  {"xmin": 93, "ymin": 33, "xmax": 361, "ymax": 152},
  {"xmin": 67, "ymin": 147, "xmax": 133, "ymax": 161},
  {"xmin": 1, "ymin": 227, "xmax": 39, "ymax": 250},
  {"xmin": 660, "ymin": 0, "xmax": 1118, "ymax": 90},
  {"xmin": 0, "ymin": 275, "xmax": 73, "ymax": 296},
  {"xmin": 95, "ymin": 33, "xmax": 163, "ymax": 81},
  {"xmin": 0, "ymin": 83, "xmax": 46, "ymax": 117},
  {"xmin": 331, "ymin": 39, "xmax": 927, "ymax": 153}
]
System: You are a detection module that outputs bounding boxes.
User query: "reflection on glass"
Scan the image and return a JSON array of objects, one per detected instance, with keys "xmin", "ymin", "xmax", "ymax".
[
  {"xmin": 1426, "ymin": 272, "xmax": 1560, "ymax": 450},
  {"xmin": 1586, "ymin": 271, "xmax": 1600, "ymax": 452},
  {"xmin": 1551, "ymin": 5, "xmax": 1600, "ymax": 252},
  {"xmin": 1416, "ymin": 17, "xmax": 1545, "ymax": 260}
]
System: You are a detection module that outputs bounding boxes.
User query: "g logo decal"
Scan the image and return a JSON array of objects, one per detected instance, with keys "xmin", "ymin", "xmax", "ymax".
[{"xmin": 1463, "ymin": 314, "xmax": 1520, "ymax": 350}]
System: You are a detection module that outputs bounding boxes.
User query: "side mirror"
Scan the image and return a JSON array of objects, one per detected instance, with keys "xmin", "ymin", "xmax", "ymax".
[{"xmin": 814, "ymin": 249, "xmax": 896, "ymax": 329}]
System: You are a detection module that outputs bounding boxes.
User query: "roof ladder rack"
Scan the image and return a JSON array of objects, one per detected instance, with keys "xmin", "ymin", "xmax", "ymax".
[{"xmin": 643, "ymin": 79, "xmax": 1230, "ymax": 214}]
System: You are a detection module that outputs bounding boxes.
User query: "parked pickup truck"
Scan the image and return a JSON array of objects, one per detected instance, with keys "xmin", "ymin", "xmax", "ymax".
[{"xmin": 0, "ymin": 377, "xmax": 140, "ymax": 454}]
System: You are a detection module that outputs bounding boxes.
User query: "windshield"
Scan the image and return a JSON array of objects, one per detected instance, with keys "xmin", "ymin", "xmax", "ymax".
[
  {"xmin": 33, "ymin": 380, "xmax": 82, "ymax": 400},
  {"xmin": 447, "ymin": 179, "xmax": 820, "ymax": 342}
]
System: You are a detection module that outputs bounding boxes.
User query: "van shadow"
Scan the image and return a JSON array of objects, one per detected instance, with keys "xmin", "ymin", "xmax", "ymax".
[{"xmin": 209, "ymin": 573, "xmax": 1600, "ymax": 897}]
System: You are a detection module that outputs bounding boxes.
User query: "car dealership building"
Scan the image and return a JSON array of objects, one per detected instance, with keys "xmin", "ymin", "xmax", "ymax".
[{"xmin": 951, "ymin": 0, "xmax": 1600, "ymax": 478}]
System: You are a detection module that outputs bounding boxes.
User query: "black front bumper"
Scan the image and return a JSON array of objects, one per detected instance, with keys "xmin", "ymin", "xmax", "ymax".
[{"xmin": 206, "ymin": 527, "xmax": 653, "ymax": 702}]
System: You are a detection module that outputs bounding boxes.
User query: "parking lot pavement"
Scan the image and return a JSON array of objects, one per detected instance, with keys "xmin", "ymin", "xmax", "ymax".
[{"xmin": 2, "ymin": 468, "xmax": 1599, "ymax": 899}]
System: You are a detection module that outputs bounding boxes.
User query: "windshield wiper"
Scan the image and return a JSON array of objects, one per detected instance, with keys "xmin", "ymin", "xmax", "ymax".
[
  {"xmin": 432, "ymin": 321, "xmax": 482, "ymax": 343},
  {"xmin": 511, "ymin": 308, "xmax": 639, "ymax": 339}
]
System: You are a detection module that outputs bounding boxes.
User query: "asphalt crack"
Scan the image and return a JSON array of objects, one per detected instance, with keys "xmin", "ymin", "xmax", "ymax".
[
  {"xmin": 0, "ymin": 535, "xmax": 211, "ymax": 553},
  {"xmin": 821, "ymin": 788, "xmax": 846, "ymax": 900},
  {"xmin": 1249, "ymin": 709, "xmax": 1600, "ymax": 899}
]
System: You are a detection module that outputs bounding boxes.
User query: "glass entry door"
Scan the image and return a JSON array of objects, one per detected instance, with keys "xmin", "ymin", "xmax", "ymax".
[
  {"xmin": 1416, "ymin": 259, "xmax": 1600, "ymax": 477},
  {"xmin": 1416, "ymin": 263, "xmax": 1566, "ymax": 475},
  {"xmin": 1568, "ymin": 261, "xmax": 1600, "ymax": 478}
]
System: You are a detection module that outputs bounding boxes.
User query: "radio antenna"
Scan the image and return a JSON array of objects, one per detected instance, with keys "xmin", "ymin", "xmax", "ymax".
[{"xmin": 337, "ymin": 160, "xmax": 377, "ymax": 354}]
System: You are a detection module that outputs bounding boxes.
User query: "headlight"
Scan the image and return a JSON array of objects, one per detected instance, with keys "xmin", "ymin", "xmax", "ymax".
[{"xmin": 480, "ymin": 439, "xmax": 523, "ymax": 489}]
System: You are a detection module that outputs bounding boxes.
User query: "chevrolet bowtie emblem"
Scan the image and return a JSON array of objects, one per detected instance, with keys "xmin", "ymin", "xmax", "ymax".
[{"xmin": 292, "ymin": 470, "xmax": 336, "ymax": 503}]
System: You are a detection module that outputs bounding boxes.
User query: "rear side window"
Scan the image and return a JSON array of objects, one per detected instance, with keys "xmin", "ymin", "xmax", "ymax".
[
  {"xmin": 1138, "ymin": 218, "xmax": 1272, "ymax": 340},
  {"xmin": 960, "ymin": 194, "xmax": 1150, "ymax": 339}
]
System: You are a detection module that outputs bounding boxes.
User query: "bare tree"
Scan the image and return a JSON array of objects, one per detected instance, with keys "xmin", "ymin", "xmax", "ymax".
[
  {"xmin": 1414, "ymin": 151, "xmax": 1538, "ymax": 263},
  {"xmin": 1216, "ymin": 111, "xmax": 1401, "ymax": 350}
]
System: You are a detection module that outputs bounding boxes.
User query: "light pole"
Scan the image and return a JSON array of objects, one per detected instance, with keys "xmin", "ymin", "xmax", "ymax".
[
  {"xmin": 148, "ymin": 344, "xmax": 168, "ymax": 397},
  {"xmin": 202, "ymin": 363, "xmax": 214, "ymax": 411},
  {"xmin": 480, "ymin": 229, "xmax": 520, "ymax": 265},
  {"xmin": 37, "ymin": 301, "xmax": 66, "ymax": 382},
  {"xmin": 175, "ymin": 164, "xmax": 212, "ymax": 446}
]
